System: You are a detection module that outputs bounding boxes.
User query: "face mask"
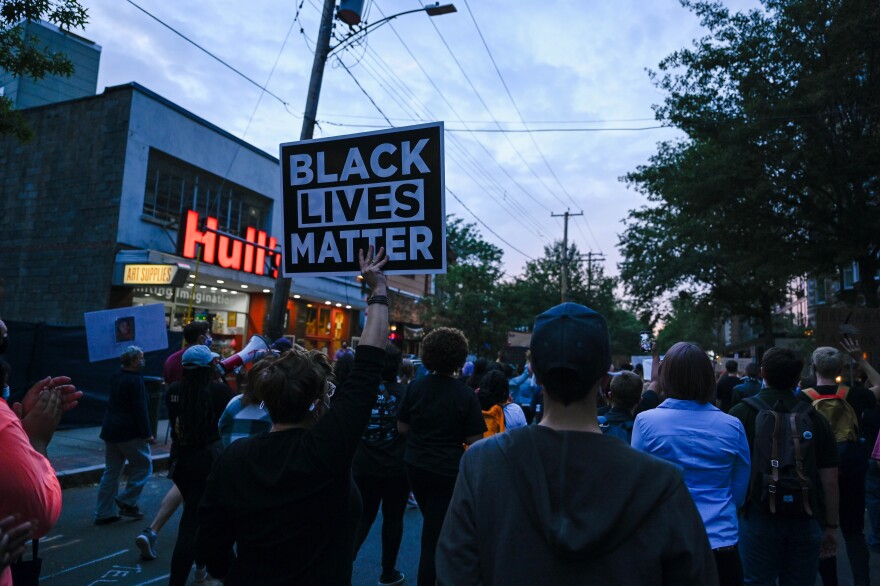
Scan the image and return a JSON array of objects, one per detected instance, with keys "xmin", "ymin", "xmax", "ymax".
[
  {"xmin": 205, "ymin": 336, "xmax": 213, "ymax": 348},
  {"xmin": 1, "ymin": 386, "xmax": 9, "ymax": 401}
]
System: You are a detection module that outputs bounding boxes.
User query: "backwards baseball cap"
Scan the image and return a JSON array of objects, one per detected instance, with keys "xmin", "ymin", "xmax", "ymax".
[
  {"xmin": 272, "ymin": 337, "xmax": 293, "ymax": 352},
  {"xmin": 530, "ymin": 303, "xmax": 611, "ymax": 390},
  {"xmin": 182, "ymin": 345, "xmax": 214, "ymax": 368}
]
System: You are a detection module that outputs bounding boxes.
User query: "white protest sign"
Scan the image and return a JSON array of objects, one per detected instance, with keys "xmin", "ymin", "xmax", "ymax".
[
  {"xmin": 84, "ymin": 304, "xmax": 169, "ymax": 362},
  {"xmin": 279, "ymin": 122, "xmax": 446, "ymax": 276}
]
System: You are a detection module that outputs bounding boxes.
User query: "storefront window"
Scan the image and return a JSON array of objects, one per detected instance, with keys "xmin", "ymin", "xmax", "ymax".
[{"xmin": 295, "ymin": 300, "xmax": 352, "ymax": 357}]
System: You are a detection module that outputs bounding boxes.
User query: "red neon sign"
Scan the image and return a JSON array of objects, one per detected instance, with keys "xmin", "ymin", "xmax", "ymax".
[{"xmin": 179, "ymin": 210, "xmax": 279, "ymax": 278}]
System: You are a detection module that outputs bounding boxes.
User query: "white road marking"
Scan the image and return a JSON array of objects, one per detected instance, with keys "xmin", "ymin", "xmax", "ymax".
[{"xmin": 40, "ymin": 549, "xmax": 128, "ymax": 580}]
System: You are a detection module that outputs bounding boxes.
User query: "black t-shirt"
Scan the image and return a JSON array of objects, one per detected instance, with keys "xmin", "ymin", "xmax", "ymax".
[
  {"xmin": 352, "ymin": 380, "xmax": 407, "ymax": 477},
  {"xmin": 397, "ymin": 374, "xmax": 487, "ymax": 478},
  {"xmin": 716, "ymin": 374, "xmax": 741, "ymax": 413}
]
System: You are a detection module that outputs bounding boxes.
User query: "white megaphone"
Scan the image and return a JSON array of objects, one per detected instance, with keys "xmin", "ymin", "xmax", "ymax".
[{"xmin": 216, "ymin": 335, "xmax": 271, "ymax": 374}]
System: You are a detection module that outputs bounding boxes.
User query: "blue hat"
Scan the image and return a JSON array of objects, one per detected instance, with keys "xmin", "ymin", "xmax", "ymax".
[
  {"xmin": 182, "ymin": 345, "xmax": 214, "ymax": 368},
  {"xmin": 530, "ymin": 303, "xmax": 611, "ymax": 389},
  {"xmin": 272, "ymin": 337, "xmax": 293, "ymax": 352}
]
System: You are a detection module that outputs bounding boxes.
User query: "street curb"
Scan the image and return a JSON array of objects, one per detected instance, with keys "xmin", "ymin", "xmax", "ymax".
[{"xmin": 57, "ymin": 454, "xmax": 170, "ymax": 490}]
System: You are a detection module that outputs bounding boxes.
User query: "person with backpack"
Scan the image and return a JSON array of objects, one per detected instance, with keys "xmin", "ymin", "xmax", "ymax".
[
  {"xmin": 798, "ymin": 345, "xmax": 875, "ymax": 586},
  {"xmin": 351, "ymin": 343, "xmax": 409, "ymax": 586},
  {"xmin": 632, "ymin": 342, "xmax": 750, "ymax": 586},
  {"xmin": 598, "ymin": 371, "xmax": 641, "ymax": 443},
  {"xmin": 728, "ymin": 347, "xmax": 840, "ymax": 586}
]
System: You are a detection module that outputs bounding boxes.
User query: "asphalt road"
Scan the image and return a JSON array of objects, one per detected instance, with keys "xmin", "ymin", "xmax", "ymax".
[
  {"xmin": 38, "ymin": 474, "xmax": 423, "ymax": 585},
  {"xmin": 31, "ymin": 473, "xmax": 880, "ymax": 585}
]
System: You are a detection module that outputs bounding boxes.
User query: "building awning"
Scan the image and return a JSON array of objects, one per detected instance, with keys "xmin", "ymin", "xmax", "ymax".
[{"xmin": 114, "ymin": 250, "xmax": 367, "ymax": 310}]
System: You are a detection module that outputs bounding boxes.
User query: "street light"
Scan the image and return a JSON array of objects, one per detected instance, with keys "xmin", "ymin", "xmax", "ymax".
[
  {"xmin": 264, "ymin": 0, "xmax": 457, "ymax": 340},
  {"xmin": 331, "ymin": 3, "xmax": 457, "ymax": 55}
]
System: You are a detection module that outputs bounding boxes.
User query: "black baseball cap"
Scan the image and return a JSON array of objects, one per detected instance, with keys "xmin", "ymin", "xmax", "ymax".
[{"xmin": 530, "ymin": 303, "xmax": 611, "ymax": 389}]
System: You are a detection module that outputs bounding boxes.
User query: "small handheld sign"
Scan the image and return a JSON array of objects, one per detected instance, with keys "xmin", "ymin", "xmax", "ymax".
[{"xmin": 280, "ymin": 122, "xmax": 446, "ymax": 276}]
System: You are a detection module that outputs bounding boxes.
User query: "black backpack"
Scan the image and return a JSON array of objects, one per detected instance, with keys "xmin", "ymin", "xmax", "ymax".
[
  {"xmin": 742, "ymin": 396, "xmax": 817, "ymax": 518},
  {"xmin": 362, "ymin": 384, "xmax": 400, "ymax": 448}
]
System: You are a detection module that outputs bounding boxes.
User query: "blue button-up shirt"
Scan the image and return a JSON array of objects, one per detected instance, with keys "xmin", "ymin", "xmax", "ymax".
[{"xmin": 632, "ymin": 398, "xmax": 751, "ymax": 548}]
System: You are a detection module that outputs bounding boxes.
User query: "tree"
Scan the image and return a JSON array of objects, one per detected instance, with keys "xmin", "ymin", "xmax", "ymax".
[
  {"xmin": 654, "ymin": 292, "xmax": 724, "ymax": 353},
  {"xmin": 621, "ymin": 0, "xmax": 880, "ymax": 346},
  {"xmin": 421, "ymin": 216, "xmax": 510, "ymax": 356},
  {"xmin": 1, "ymin": 0, "xmax": 89, "ymax": 140},
  {"xmin": 502, "ymin": 240, "xmax": 646, "ymax": 357}
]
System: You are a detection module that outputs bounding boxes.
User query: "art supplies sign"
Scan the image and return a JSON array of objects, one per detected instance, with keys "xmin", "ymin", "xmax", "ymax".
[{"xmin": 280, "ymin": 123, "xmax": 446, "ymax": 276}]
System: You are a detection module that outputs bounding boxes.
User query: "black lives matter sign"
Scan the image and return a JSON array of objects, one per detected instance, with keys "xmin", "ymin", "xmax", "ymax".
[{"xmin": 279, "ymin": 123, "xmax": 446, "ymax": 276}]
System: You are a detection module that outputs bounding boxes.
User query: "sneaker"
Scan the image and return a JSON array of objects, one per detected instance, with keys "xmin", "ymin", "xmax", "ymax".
[
  {"xmin": 406, "ymin": 493, "xmax": 418, "ymax": 509},
  {"xmin": 115, "ymin": 499, "xmax": 145, "ymax": 520},
  {"xmin": 135, "ymin": 528, "xmax": 157, "ymax": 560},
  {"xmin": 193, "ymin": 565, "xmax": 209, "ymax": 583},
  {"xmin": 379, "ymin": 570, "xmax": 405, "ymax": 586},
  {"xmin": 94, "ymin": 515, "xmax": 121, "ymax": 526}
]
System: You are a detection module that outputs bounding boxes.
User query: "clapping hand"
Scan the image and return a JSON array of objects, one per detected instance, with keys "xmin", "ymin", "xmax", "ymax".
[
  {"xmin": 15, "ymin": 387, "xmax": 63, "ymax": 456},
  {"xmin": 0, "ymin": 516, "xmax": 35, "ymax": 572},
  {"xmin": 14, "ymin": 375, "xmax": 82, "ymax": 420}
]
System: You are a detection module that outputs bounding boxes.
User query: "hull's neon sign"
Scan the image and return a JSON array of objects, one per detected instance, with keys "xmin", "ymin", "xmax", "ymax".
[{"xmin": 178, "ymin": 210, "xmax": 279, "ymax": 278}]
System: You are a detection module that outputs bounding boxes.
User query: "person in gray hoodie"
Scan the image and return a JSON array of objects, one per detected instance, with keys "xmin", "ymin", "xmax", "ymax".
[{"xmin": 436, "ymin": 303, "xmax": 717, "ymax": 585}]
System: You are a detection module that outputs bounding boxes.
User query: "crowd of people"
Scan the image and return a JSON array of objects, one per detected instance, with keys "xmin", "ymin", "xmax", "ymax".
[{"xmin": 4, "ymin": 252, "xmax": 880, "ymax": 585}]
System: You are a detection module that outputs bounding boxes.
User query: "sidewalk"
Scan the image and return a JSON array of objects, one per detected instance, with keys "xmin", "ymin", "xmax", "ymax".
[{"xmin": 49, "ymin": 420, "xmax": 173, "ymax": 489}]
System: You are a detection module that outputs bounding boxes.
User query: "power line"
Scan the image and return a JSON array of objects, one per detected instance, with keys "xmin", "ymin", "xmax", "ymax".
[
  {"xmin": 334, "ymin": 56, "xmax": 393, "ymax": 126},
  {"xmin": 447, "ymin": 188, "xmax": 534, "ymax": 261},
  {"xmin": 461, "ymin": 0, "xmax": 601, "ymax": 251},
  {"xmin": 370, "ymin": 1, "xmax": 555, "ymax": 216},
  {"xmin": 124, "ymin": 0, "xmax": 290, "ymax": 107},
  {"xmin": 350, "ymin": 45, "xmax": 553, "ymax": 236},
  {"xmin": 317, "ymin": 121, "xmax": 667, "ymax": 132},
  {"xmin": 416, "ymin": 0, "xmax": 575, "ymax": 212},
  {"xmin": 315, "ymin": 112, "xmax": 660, "ymax": 124},
  {"xmin": 339, "ymin": 45, "xmax": 551, "ymax": 239}
]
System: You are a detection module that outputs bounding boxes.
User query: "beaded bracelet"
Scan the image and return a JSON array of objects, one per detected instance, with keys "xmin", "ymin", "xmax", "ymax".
[{"xmin": 368, "ymin": 295, "xmax": 389, "ymax": 306}]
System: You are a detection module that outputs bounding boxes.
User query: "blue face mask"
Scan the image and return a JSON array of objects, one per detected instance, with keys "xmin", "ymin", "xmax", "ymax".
[
  {"xmin": 1, "ymin": 385, "xmax": 9, "ymax": 401},
  {"xmin": 205, "ymin": 336, "xmax": 213, "ymax": 348}
]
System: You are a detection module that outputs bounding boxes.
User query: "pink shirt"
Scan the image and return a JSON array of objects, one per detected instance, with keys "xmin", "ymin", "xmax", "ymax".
[
  {"xmin": 872, "ymin": 433, "xmax": 880, "ymax": 460},
  {"xmin": 163, "ymin": 347, "xmax": 186, "ymax": 384},
  {"xmin": 0, "ymin": 401, "xmax": 62, "ymax": 586}
]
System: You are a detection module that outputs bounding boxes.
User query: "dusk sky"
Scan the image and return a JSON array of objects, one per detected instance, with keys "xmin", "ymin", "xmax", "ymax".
[{"xmin": 84, "ymin": 0, "xmax": 757, "ymax": 278}]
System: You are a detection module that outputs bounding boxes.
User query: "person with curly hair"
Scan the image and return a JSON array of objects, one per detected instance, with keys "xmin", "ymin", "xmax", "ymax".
[
  {"xmin": 196, "ymin": 247, "xmax": 390, "ymax": 585},
  {"xmin": 397, "ymin": 327, "xmax": 486, "ymax": 585}
]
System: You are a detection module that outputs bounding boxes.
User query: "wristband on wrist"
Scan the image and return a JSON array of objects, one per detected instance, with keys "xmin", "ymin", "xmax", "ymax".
[{"xmin": 368, "ymin": 295, "xmax": 389, "ymax": 306}]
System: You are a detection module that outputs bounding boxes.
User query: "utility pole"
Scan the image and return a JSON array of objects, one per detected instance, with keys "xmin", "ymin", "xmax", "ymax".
[
  {"xmin": 264, "ymin": 1, "xmax": 456, "ymax": 340},
  {"xmin": 551, "ymin": 209, "xmax": 583, "ymax": 303},
  {"xmin": 584, "ymin": 251, "xmax": 606, "ymax": 299},
  {"xmin": 265, "ymin": 0, "xmax": 336, "ymax": 341}
]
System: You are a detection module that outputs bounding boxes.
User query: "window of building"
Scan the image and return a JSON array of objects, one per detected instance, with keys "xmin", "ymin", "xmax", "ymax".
[
  {"xmin": 143, "ymin": 148, "xmax": 272, "ymax": 235},
  {"xmin": 842, "ymin": 263, "xmax": 859, "ymax": 289},
  {"xmin": 811, "ymin": 277, "xmax": 829, "ymax": 305}
]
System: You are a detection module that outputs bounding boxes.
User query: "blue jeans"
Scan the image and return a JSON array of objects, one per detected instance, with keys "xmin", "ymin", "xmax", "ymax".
[
  {"xmin": 738, "ymin": 509, "xmax": 823, "ymax": 586},
  {"xmin": 866, "ymin": 464, "xmax": 880, "ymax": 552},
  {"xmin": 94, "ymin": 438, "xmax": 152, "ymax": 519}
]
